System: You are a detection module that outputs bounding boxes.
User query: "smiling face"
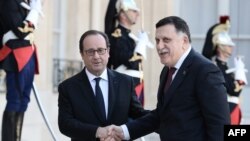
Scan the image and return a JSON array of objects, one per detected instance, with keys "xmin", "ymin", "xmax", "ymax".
[
  {"xmin": 80, "ymin": 34, "xmax": 110, "ymax": 76},
  {"xmin": 155, "ymin": 24, "xmax": 189, "ymax": 67}
]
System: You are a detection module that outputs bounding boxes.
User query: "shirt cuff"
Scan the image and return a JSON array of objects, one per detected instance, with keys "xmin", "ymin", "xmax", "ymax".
[{"xmin": 121, "ymin": 124, "xmax": 130, "ymax": 140}]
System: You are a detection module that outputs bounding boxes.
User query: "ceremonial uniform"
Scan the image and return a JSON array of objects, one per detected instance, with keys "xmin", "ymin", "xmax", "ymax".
[
  {"xmin": 202, "ymin": 16, "xmax": 244, "ymax": 125},
  {"xmin": 105, "ymin": 0, "xmax": 144, "ymax": 106},
  {"xmin": 108, "ymin": 24, "xmax": 144, "ymax": 106},
  {"xmin": 214, "ymin": 58, "xmax": 242, "ymax": 124},
  {"xmin": 0, "ymin": 0, "xmax": 41, "ymax": 140}
]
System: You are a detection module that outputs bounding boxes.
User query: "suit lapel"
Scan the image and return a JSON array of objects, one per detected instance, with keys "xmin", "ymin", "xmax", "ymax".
[
  {"xmin": 107, "ymin": 69, "xmax": 118, "ymax": 121},
  {"xmin": 78, "ymin": 68, "xmax": 105, "ymax": 123},
  {"xmin": 162, "ymin": 49, "xmax": 195, "ymax": 109},
  {"xmin": 157, "ymin": 67, "xmax": 168, "ymax": 105}
]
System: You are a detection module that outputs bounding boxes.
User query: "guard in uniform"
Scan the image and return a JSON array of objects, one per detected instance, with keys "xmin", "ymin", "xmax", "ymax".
[
  {"xmin": 202, "ymin": 16, "xmax": 246, "ymax": 125},
  {"xmin": 105, "ymin": 0, "xmax": 145, "ymax": 106},
  {"xmin": 0, "ymin": 0, "xmax": 42, "ymax": 140}
]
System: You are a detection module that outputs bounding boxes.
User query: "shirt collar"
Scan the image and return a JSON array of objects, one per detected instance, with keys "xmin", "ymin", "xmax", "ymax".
[
  {"xmin": 85, "ymin": 68, "xmax": 108, "ymax": 81},
  {"xmin": 174, "ymin": 45, "xmax": 191, "ymax": 70}
]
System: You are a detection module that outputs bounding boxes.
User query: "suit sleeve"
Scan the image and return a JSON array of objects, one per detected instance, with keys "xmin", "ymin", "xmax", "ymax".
[
  {"xmin": 126, "ymin": 106, "xmax": 160, "ymax": 140},
  {"xmin": 58, "ymin": 83, "xmax": 98, "ymax": 140},
  {"xmin": 123, "ymin": 75, "xmax": 157, "ymax": 139},
  {"xmin": 196, "ymin": 63, "xmax": 230, "ymax": 141}
]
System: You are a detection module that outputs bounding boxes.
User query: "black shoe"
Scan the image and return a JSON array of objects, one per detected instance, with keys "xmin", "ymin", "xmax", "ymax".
[{"xmin": 1, "ymin": 111, "xmax": 16, "ymax": 141}]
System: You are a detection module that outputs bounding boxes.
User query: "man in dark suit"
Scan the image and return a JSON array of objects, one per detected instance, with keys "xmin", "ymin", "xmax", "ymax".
[
  {"xmin": 107, "ymin": 16, "xmax": 230, "ymax": 141},
  {"xmin": 58, "ymin": 30, "xmax": 148, "ymax": 141}
]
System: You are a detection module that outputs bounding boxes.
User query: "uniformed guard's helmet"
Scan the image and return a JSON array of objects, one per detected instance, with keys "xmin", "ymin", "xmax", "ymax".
[
  {"xmin": 212, "ymin": 16, "xmax": 231, "ymax": 35},
  {"xmin": 115, "ymin": 0, "xmax": 140, "ymax": 13},
  {"xmin": 212, "ymin": 31, "xmax": 235, "ymax": 47},
  {"xmin": 202, "ymin": 16, "xmax": 234, "ymax": 59}
]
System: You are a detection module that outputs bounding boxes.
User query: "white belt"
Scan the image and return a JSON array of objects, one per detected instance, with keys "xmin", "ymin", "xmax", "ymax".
[
  {"xmin": 227, "ymin": 95, "xmax": 239, "ymax": 104},
  {"xmin": 115, "ymin": 65, "xmax": 143, "ymax": 79},
  {"xmin": 2, "ymin": 31, "xmax": 31, "ymax": 45}
]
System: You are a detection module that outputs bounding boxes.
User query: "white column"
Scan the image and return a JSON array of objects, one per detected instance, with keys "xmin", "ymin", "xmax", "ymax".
[
  {"xmin": 90, "ymin": 0, "xmax": 101, "ymax": 30},
  {"xmin": 172, "ymin": 0, "xmax": 180, "ymax": 16},
  {"xmin": 218, "ymin": 0, "xmax": 230, "ymax": 16},
  {"xmin": 59, "ymin": 0, "xmax": 67, "ymax": 59}
]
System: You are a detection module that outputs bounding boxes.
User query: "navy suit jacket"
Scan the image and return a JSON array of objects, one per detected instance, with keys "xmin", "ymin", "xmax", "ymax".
[
  {"xmin": 58, "ymin": 68, "xmax": 148, "ymax": 141},
  {"xmin": 126, "ymin": 49, "xmax": 230, "ymax": 141}
]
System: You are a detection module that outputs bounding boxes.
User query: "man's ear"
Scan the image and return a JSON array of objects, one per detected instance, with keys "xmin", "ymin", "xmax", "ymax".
[
  {"xmin": 183, "ymin": 34, "xmax": 189, "ymax": 44},
  {"xmin": 182, "ymin": 35, "xmax": 189, "ymax": 49}
]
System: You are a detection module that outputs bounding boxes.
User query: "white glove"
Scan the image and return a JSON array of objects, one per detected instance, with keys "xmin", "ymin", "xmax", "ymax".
[
  {"xmin": 134, "ymin": 31, "xmax": 154, "ymax": 59},
  {"xmin": 25, "ymin": 0, "xmax": 44, "ymax": 28},
  {"xmin": 226, "ymin": 56, "xmax": 248, "ymax": 85},
  {"xmin": 234, "ymin": 57, "xmax": 248, "ymax": 84},
  {"xmin": 30, "ymin": 0, "xmax": 43, "ymax": 16}
]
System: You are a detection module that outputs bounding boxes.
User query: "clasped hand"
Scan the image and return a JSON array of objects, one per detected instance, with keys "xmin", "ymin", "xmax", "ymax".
[{"xmin": 96, "ymin": 125, "xmax": 124, "ymax": 141}]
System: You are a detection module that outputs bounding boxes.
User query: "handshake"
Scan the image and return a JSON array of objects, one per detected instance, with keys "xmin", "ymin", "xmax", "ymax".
[{"xmin": 96, "ymin": 125, "xmax": 125, "ymax": 141}]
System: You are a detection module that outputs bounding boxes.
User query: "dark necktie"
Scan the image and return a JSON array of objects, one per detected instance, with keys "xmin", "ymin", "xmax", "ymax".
[
  {"xmin": 164, "ymin": 67, "xmax": 176, "ymax": 93},
  {"xmin": 94, "ymin": 77, "xmax": 106, "ymax": 120}
]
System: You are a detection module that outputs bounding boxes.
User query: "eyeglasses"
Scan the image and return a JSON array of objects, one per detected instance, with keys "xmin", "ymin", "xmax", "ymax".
[{"xmin": 84, "ymin": 48, "xmax": 108, "ymax": 56}]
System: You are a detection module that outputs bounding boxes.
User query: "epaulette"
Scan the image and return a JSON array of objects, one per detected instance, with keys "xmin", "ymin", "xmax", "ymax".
[
  {"xmin": 111, "ymin": 28, "xmax": 122, "ymax": 38},
  {"xmin": 18, "ymin": 21, "xmax": 34, "ymax": 33},
  {"xmin": 129, "ymin": 53, "xmax": 143, "ymax": 62}
]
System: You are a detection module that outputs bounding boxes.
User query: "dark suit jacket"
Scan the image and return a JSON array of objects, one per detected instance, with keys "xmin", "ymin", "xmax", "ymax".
[
  {"xmin": 126, "ymin": 49, "xmax": 230, "ymax": 141},
  {"xmin": 58, "ymin": 68, "xmax": 148, "ymax": 141}
]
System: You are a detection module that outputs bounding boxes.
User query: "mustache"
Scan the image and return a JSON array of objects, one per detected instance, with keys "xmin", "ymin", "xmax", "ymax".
[{"xmin": 157, "ymin": 48, "xmax": 168, "ymax": 55}]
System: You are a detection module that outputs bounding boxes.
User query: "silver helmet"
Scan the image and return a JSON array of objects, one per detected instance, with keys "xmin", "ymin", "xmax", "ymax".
[{"xmin": 115, "ymin": 0, "xmax": 140, "ymax": 13}]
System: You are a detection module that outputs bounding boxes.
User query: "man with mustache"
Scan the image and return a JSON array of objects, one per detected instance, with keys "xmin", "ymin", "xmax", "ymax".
[{"xmin": 107, "ymin": 16, "xmax": 230, "ymax": 141}]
